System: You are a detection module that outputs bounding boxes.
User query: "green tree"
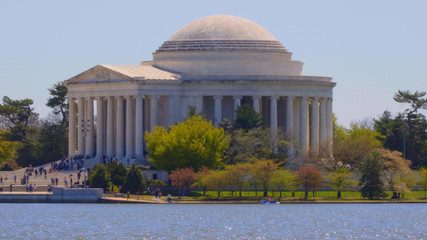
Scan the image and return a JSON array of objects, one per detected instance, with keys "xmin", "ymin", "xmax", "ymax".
[
  {"xmin": 297, "ymin": 165, "xmax": 322, "ymax": 200},
  {"xmin": 419, "ymin": 167, "xmax": 427, "ymax": 199},
  {"xmin": 0, "ymin": 96, "xmax": 37, "ymax": 141},
  {"xmin": 320, "ymin": 122, "xmax": 381, "ymax": 171},
  {"xmin": 204, "ymin": 170, "xmax": 227, "ymax": 198},
  {"xmin": 232, "ymin": 104, "xmax": 262, "ymax": 131},
  {"xmin": 107, "ymin": 162, "xmax": 127, "ymax": 187},
  {"xmin": 271, "ymin": 169, "xmax": 295, "ymax": 200},
  {"xmin": 15, "ymin": 136, "xmax": 41, "ymax": 167},
  {"xmin": 88, "ymin": 164, "xmax": 111, "ymax": 191},
  {"xmin": 392, "ymin": 90, "xmax": 427, "ymax": 167},
  {"xmin": 38, "ymin": 120, "xmax": 68, "ymax": 165},
  {"xmin": 123, "ymin": 164, "xmax": 147, "ymax": 194},
  {"xmin": 325, "ymin": 168, "xmax": 355, "ymax": 199},
  {"xmin": 46, "ymin": 82, "xmax": 69, "ymax": 125},
  {"xmin": 193, "ymin": 166, "xmax": 211, "ymax": 196},
  {"xmin": 145, "ymin": 115, "xmax": 230, "ymax": 172},
  {"xmin": 249, "ymin": 160, "xmax": 279, "ymax": 197},
  {"xmin": 225, "ymin": 128, "xmax": 290, "ymax": 165},
  {"xmin": 0, "ymin": 129, "xmax": 16, "ymax": 168},
  {"xmin": 359, "ymin": 152, "xmax": 386, "ymax": 200},
  {"xmin": 224, "ymin": 163, "xmax": 250, "ymax": 198}
]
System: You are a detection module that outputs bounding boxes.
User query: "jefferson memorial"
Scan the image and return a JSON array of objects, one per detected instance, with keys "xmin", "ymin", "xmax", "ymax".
[{"xmin": 65, "ymin": 15, "xmax": 336, "ymax": 163}]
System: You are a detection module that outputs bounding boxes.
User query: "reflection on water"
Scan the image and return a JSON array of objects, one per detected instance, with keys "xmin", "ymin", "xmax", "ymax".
[{"xmin": 0, "ymin": 203, "xmax": 425, "ymax": 239}]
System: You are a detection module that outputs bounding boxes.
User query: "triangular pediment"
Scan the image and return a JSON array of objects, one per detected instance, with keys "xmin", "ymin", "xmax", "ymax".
[{"xmin": 65, "ymin": 65, "xmax": 135, "ymax": 85}]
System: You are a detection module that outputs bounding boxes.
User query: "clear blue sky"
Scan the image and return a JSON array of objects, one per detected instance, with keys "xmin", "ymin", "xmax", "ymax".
[{"xmin": 0, "ymin": 0, "xmax": 425, "ymax": 127}]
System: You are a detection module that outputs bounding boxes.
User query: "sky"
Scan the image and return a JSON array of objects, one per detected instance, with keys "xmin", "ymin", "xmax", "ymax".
[{"xmin": 0, "ymin": 0, "xmax": 425, "ymax": 127}]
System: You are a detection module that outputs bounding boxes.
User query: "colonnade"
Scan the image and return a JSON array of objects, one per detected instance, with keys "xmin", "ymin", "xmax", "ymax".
[{"xmin": 68, "ymin": 94, "xmax": 333, "ymax": 159}]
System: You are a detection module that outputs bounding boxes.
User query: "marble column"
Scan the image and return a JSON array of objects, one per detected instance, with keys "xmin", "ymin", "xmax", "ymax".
[
  {"xmin": 300, "ymin": 96, "xmax": 308, "ymax": 154},
  {"xmin": 252, "ymin": 96, "xmax": 261, "ymax": 114},
  {"xmin": 233, "ymin": 96, "xmax": 242, "ymax": 119},
  {"xmin": 126, "ymin": 96, "xmax": 134, "ymax": 158},
  {"xmin": 106, "ymin": 97, "xmax": 114, "ymax": 157},
  {"xmin": 167, "ymin": 95, "xmax": 175, "ymax": 126},
  {"xmin": 68, "ymin": 97, "xmax": 76, "ymax": 157},
  {"xmin": 286, "ymin": 96, "xmax": 294, "ymax": 157},
  {"xmin": 270, "ymin": 96, "xmax": 279, "ymax": 146},
  {"xmin": 213, "ymin": 96, "xmax": 222, "ymax": 126},
  {"xmin": 150, "ymin": 95, "xmax": 159, "ymax": 132},
  {"xmin": 96, "ymin": 97, "xmax": 104, "ymax": 158},
  {"xmin": 310, "ymin": 97, "xmax": 319, "ymax": 154},
  {"xmin": 319, "ymin": 97, "xmax": 327, "ymax": 145},
  {"xmin": 270, "ymin": 96, "xmax": 278, "ymax": 129},
  {"xmin": 115, "ymin": 96, "xmax": 124, "ymax": 158},
  {"xmin": 77, "ymin": 97, "xmax": 85, "ymax": 156},
  {"xmin": 135, "ymin": 95, "xmax": 144, "ymax": 157},
  {"xmin": 327, "ymin": 98, "xmax": 333, "ymax": 151},
  {"xmin": 286, "ymin": 96, "xmax": 294, "ymax": 136},
  {"xmin": 86, "ymin": 97, "xmax": 95, "ymax": 157}
]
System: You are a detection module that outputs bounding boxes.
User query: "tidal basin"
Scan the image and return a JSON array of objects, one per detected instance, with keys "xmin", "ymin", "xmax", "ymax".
[{"xmin": 0, "ymin": 203, "xmax": 425, "ymax": 239}]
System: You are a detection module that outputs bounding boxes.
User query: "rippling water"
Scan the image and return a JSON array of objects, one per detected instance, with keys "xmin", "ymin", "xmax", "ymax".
[{"xmin": 0, "ymin": 203, "xmax": 425, "ymax": 239}]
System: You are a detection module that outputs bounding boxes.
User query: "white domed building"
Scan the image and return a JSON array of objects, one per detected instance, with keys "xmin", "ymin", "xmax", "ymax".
[{"xmin": 65, "ymin": 15, "xmax": 336, "ymax": 163}]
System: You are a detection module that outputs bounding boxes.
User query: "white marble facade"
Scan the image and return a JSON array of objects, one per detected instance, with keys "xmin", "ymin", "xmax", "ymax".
[{"xmin": 65, "ymin": 15, "xmax": 336, "ymax": 161}]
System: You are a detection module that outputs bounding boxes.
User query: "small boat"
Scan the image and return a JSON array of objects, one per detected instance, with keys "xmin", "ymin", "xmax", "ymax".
[{"xmin": 260, "ymin": 199, "xmax": 280, "ymax": 205}]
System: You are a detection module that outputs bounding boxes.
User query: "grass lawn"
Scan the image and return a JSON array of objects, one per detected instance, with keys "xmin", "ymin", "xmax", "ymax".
[{"xmin": 185, "ymin": 190, "xmax": 427, "ymax": 201}]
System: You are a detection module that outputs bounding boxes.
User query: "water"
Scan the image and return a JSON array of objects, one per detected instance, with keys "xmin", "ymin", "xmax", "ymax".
[{"xmin": 0, "ymin": 203, "xmax": 425, "ymax": 239}]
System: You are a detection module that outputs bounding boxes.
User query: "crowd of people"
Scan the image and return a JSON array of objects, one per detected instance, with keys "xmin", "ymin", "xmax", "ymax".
[{"xmin": 51, "ymin": 156, "xmax": 86, "ymax": 172}]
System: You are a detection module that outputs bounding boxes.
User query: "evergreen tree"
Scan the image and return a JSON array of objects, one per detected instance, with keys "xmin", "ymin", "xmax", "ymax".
[
  {"xmin": 232, "ymin": 104, "xmax": 262, "ymax": 131},
  {"xmin": 46, "ymin": 82, "xmax": 69, "ymax": 125},
  {"xmin": 107, "ymin": 162, "xmax": 127, "ymax": 187},
  {"xmin": 123, "ymin": 164, "xmax": 146, "ymax": 194},
  {"xmin": 359, "ymin": 152, "xmax": 386, "ymax": 199},
  {"xmin": 88, "ymin": 164, "xmax": 111, "ymax": 191}
]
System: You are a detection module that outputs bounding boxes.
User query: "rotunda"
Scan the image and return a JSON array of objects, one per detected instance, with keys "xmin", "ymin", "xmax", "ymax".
[{"xmin": 65, "ymin": 15, "xmax": 336, "ymax": 163}]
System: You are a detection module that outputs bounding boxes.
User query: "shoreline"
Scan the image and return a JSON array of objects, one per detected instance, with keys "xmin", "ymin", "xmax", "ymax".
[{"xmin": 0, "ymin": 192, "xmax": 425, "ymax": 204}]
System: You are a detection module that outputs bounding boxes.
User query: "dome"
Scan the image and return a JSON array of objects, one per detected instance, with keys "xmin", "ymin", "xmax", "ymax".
[
  {"xmin": 168, "ymin": 15, "xmax": 277, "ymax": 41},
  {"xmin": 155, "ymin": 15, "xmax": 287, "ymax": 53},
  {"xmin": 150, "ymin": 15, "xmax": 303, "ymax": 76}
]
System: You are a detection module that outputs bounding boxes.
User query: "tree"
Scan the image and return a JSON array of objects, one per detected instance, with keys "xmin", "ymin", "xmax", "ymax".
[
  {"xmin": 15, "ymin": 136, "xmax": 41, "ymax": 167},
  {"xmin": 419, "ymin": 167, "xmax": 427, "ymax": 199},
  {"xmin": 145, "ymin": 115, "xmax": 230, "ymax": 172},
  {"xmin": 249, "ymin": 159, "xmax": 279, "ymax": 197},
  {"xmin": 224, "ymin": 163, "xmax": 250, "ymax": 198},
  {"xmin": 297, "ymin": 166, "xmax": 322, "ymax": 200},
  {"xmin": 0, "ymin": 96, "xmax": 38, "ymax": 141},
  {"xmin": 168, "ymin": 167, "xmax": 197, "ymax": 197},
  {"xmin": 319, "ymin": 122, "xmax": 381, "ymax": 171},
  {"xmin": 123, "ymin": 164, "xmax": 147, "ymax": 194},
  {"xmin": 46, "ymin": 82, "xmax": 69, "ymax": 125},
  {"xmin": 392, "ymin": 90, "xmax": 427, "ymax": 167},
  {"xmin": 0, "ymin": 129, "xmax": 16, "ymax": 168},
  {"xmin": 325, "ymin": 168, "xmax": 355, "ymax": 199},
  {"xmin": 232, "ymin": 104, "xmax": 262, "ymax": 131},
  {"xmin": 225, "ymin": 128, "xmax": 290, "ymax": 165},
  {"xmin": 359, "ymin": 152, "xmax": 386, "ymax": 200},
  {"xmin": 379, "ymin": 148, "xmax": 413, "ymax": 198},
  {"xmin": 38, "ymin": 119, "xmax": 68, "ymax": 165},
  {"xmin": 271, "ymin": 169, "xmax": 296, "ymax": 199},
  {"xmin": 204, "ymin": 170, "xmax": 227, "ymax": 198},
  {"xmin": 107, "ymin": 162, "xmax": 127, "ymax": 187},
  {"xmin": 88, "ymin": 164, "xmax": 110, "ymax": 191},
  {"xmin": 193, "ymin": 166, "xmax": 211, "ymax": 196}
]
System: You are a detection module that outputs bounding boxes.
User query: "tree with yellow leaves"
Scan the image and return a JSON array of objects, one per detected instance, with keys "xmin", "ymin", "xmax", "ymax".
[{"xmin": 145, "ymin": 115, "xmax": 230, "ymax": 172}]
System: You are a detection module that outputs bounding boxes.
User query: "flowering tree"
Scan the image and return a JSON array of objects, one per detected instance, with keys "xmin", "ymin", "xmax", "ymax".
[
  {"xmin": 169, "ymin": 167, "xmax": 197, "ymax": 197},
  {"xmin": 297, "ymin": 166, "xmax": 322, "ymax": 200}
]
